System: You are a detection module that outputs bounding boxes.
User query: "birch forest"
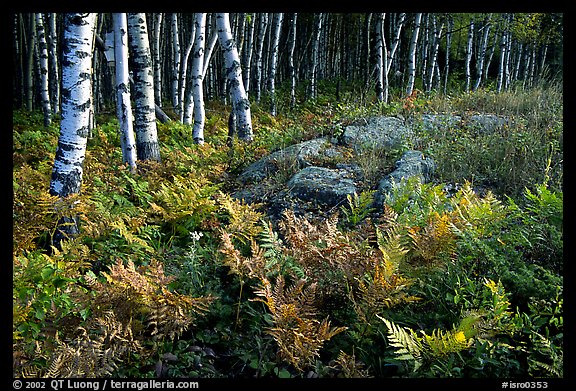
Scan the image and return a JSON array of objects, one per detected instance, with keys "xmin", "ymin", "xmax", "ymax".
[{"xmin": 13, "ymin": 12, "xmax": 563, "ymax": 382}]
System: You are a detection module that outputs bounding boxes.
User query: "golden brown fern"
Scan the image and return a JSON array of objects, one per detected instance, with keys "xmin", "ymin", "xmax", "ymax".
[{"xmin": 253, "ymin": 276, "xmax": 347, "ymax": 371}]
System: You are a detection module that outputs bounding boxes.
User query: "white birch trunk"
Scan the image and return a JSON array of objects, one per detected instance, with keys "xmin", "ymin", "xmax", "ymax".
[
  {"xmin": 216, "ymin": 13, "xmax": 253, "ymax": 142},
  {"xmin": 465, "ymin": 19, "xmax": 474, "ymax": 92},
  {"xmin": 35, "ymin": 13, "xmax": 52, "ymax": 126},
  {"xmin": 191, "ymin": 13, "xmax": 206, "ymax": 144},
  {"xmin": 50, "ymin": 13, "xmax": 96, "ymax": 199},
  {"xmin": 288, "ymin": 13, "xmax": 298, "ymax": 108},
  {"xmin": 153, "ymin": 13, "xmax": 163, "ymax": 106},
  {"xmin": 406, "ymin": 13, "xmax": 422, "ymax": 97},
  {"xmin": 171, "ymin": 13, "xmax": 181, "ymax": 117},
  {"xmin": 426, "ymin": 15, "xmax": 443, "ymax": 92},
  {"xmin": 202, "ymin": 31, "xmax": 219, "ymax": 79},
  {"xmin": 254, "ymin": 13, "xmax": 269, "ymax": 103},
  {"xmin": 47, "ymin": 13, "xmax": 60, "ymax": 115},
  {"xmin": 473, "ymin": 16, "xmax": 491, "ymax": 91},
  {"xmin": 268, "ymin": 13, "xmax": 283, "ymax": 116},
  {"xmin": 26, "ymin": 14, "xmax": 36, "ymax": 111},
  {"xmin": 497, "ymin": 29, "xmax": 507, "ymax": 92},
  {"xmin": 374, "ymin": 13, "xmax": 385, "ymax": 102},
  {"xmin": 309, "ymin": 13, "xmax": 323, "ymax": 100},
  {"xmin": 179, "ymin": 21, "xmax": 196, "ymax": 123},
  {"xmin": 127, "ymin": 13, "xmax": 161, "ymax": 162},
  {"xmin": 386, "ymin": 12, "xmax": 406, "ymax": 76},
  {"xmin": 443, "ymin": 15, "xmax": 453, "ymax": 95},
  {"xmin": 113, "ymin": 13, "xmax": 137, "ymax": 172},
  {"xmin": 242, "ymin": 13, "xmax": 255, "ymax": 95}
]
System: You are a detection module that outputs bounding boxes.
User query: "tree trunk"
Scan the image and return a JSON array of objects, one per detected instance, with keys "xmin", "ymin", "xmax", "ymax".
[
  {"xmin": 113, "ymin": 13, "xmax": 137, "ymax": 172},
  {"xmin": 216, "ymin": 13, "xmax": 253, "ymax": 142},
  {"xmin": 443, "ymin": 15, "xmax": 453, "ymax": 95},
  {"xmin": 288, "ymin": 13, "xmax": 298, "ymax": 108},
  {"xmin": 268, "ymin": 13, "xmax": 283, "ymax": 116},
  {"xmin": 406, "ymin": 13, "xmax": 422, "ymax": 97},
  {"xmin": 47, "ymin": 13, "xmax": 60, "ymax": 115},
  {"xmin": 191, "ymin": 13, "xmax": 206, "ymax": 144},
  {"xmin": 309, "ymin": 13, "xmax": 323, "ymax": 100},
  {"xmin": 179, "ymin": 18, "xmax": 196, "ymax": 123},
  {"xmin": 473, "ymin": 15, "xmax": 491, "ymax": 91},
  {"xmin": 254, "ymin": 13, "xmax": 269, "ymax": 103},
  {"xmin": 35, "ymin": 13, "xmax": 52, "ymax": 126},
  {"xmin": 49, "ymin": 13, "xmax": 97, "ymax": 244},
  {"xmin": 242, "ymin": 13, "xmax": 255, "ymax": 96},
  {"xmin": 25, "ymin": 14, "xmax": 36, "ymax": 111},
  {"xmin": 127, "ymin": 13, "xmax": 161, "ymax": 162},
  {"xmin": 465, "ymin": 18, "xmax": 474, "ymax": 92},
  {"xmin": 171, "ymin": 13, "xmax": 181, "ymax": 117},
  {"xmin": 374, "ymin": 13, "xmax": 385, "ymax": 102},
  {"xmin": 426, "ymin": 15, "xmax": 443, "ymax": 92},
  {"xmin": 153, "ymin": 13, "xmax": 163, "ymax": 107}
]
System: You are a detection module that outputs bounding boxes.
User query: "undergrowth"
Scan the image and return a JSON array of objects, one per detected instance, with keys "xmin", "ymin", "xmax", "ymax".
[{"xmin": 13, "ymin": 82, "xmax": 562, "ymax": 379}]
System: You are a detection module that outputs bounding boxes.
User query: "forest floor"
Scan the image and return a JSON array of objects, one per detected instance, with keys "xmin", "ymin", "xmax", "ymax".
[{"xmin": 13, "ymin": 83, "xmax": 564, "ymax": 380}]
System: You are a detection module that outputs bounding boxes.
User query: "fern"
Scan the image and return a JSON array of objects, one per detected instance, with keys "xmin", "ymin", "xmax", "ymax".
[
  {"xmin": 340, "ymin": 190, "xmax": 376, "ymax": 227},
  {"xmin": 378, "ymin": 316, "xmax": 424, "ymax": 372},
  {"xmin": 253, "ymin": 276, "xmax": 347, "ymax": 371}
]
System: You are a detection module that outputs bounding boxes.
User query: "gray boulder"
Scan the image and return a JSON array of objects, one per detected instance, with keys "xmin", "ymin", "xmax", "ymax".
[
  {"xmin": 236, "ymin": 137, "xmax": 343, "ymax": 184},
  {"xmin": 341, "ymin": 116, "xmax": 413, "ymax": 152},
  {"xmin": 286, "ymin": 166, "xmax": 358, "ymax": 207},
  {"xmin": 375, "ymin": 150, "xmax": 436, "ymax": 206}
]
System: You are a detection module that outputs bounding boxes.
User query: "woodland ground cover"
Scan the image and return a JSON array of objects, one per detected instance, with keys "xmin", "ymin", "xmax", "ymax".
[{"xmin": 13, "ymin": 80, "xmax": 563, "ymax": 379}]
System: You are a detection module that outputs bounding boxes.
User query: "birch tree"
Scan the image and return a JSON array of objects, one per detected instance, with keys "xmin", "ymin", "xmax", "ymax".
[
  {"xmin": 191, "ymin": 13, "xmax": 206, "ymax": 144},
  {"xmin": 47, "ymin": 13, "xmax": 60, "ymax": 115},
  {"xmin": 242, "ymin": 13, "xmax": 255, "ymax": 95},
  {"xmin": 443, "ymin": 14, "xmax": 453, "ymax": 95},
  {"xmin": 171, "ymin": 13, "xmax": 182, "ymax": 117},
  {"xmin": 406, "ymin": 13, "xmax": 422, "ymax": 97},
  {"xmin": 216, "ymin": 13, "xmax": 253, "ymax": 142},
  {"xmin": 254, "ymin": 13, "xmax": 269, "ymax": 103},
  {"xmin": 127, "ymin": 13, "xmax": 161, "ymax": 162},
  {"xmin": 49, "ymin": 13, "xmax": 97, "ymax": 243},
  {"xmin": 426, "ymin": 14, "xmax": 443, "ymax": 92},
  {"xmin": 268, "ymin": 13, "xmax": 283, "ymax": 116},
  {"xmin": 35, "ymin": 13, "xmax": 51, "ymax": 126},
  {"xmin": 288, "ymin": 13, "xmax": 298, "ymax": 108},
  {"xmin": 473, "ymin": 14, "xmax": 492, "ymax": 91},
  {"xmin": 153, "ymin": 13, "xmax": 163, "ymax": 107},
  {"xmin": 374, "ymin": 13, "xmax": 386, "ymax": 102},
  {"xmin": 465, "ymin": 17, "xmax": 474, "ymax": 92},
  {"xmin": 113, "ymin": 13, "xmax": 137, "ymax": 172},
  {"xmin": 309, "ymin": 13, "xmax": 323, "ymax": 100}
]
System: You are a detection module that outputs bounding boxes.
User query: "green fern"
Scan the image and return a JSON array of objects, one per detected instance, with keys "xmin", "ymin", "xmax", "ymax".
[
  {"xmin": 340, "ymin": 190, "xmax": 376, "ymax": 227},
  {"xmin": 378, "ymin": 316, "xmax": 424, "ymax": 372}
]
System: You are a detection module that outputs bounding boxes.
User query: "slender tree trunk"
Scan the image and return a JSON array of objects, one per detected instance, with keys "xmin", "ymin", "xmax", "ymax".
[
  {"xmin": 202, "ymin": 31, "xmax": 219, "ymax": 78},
  {"xmin": 179, "ymin": 19, "xmax": 196, "ymax": 123},
  {"xmin": 420, "ymin": 14, "xmax": 429, "ymax": 92},
  {"xmin": 426, "ymin": 15, "xmax": 443, "ymax": 92},
  {"xmin": 127, "ymin": 13, "xmax": 161, "ymax": 162},
  {"xmin": 254, "ymin": 13, "xmax": 268, "ymax": 103},
  {"xmin": 191, "ymin": 13, "xmax": 206, "ymax": 144},
  {"xmin": 465, "ymin": 18, "xmax": 474, "ymax": 92},
  {"xmin": 443, "ymin": 15, "xmax": 453, "ymax": 95},
  {"xmin": 153, "ymin": 13, "xmax": 163, "ymax": 106},
  {"xmin": 483, "ymin": 25, "xmax": 497, "ymax": 87},
  {"xmin": 47, "ymin": 13, "xmax": 60, "ymax": 115},
  {"xmin": 387, "ymin": 12, "xmax": 406, "ymax": 76},
  {"xmin": 35, "ymin": 13, "xmax": 52, "ymax": 126},
  {"xmin": 216, "ymin": 13, "xmax": 253, "ymax": 142},
  {"xmin": 113, "ymin": 13, "xmax": 137, "ymax": 172},
  {"xmin": 171, "ymin": 13, "xmax": 181, "ymax": 117},
  {"xmin": 406, "ymin": 13, "xmax": 422, "ymax": 96},
  {"xmin": 49, "ymin": 13, "xmax": 97, "ymax": 244},
  {"xmin": 374, "ymin": 13, "xmax": 385, "ymax": 102},
  {"xmin": 242, "ymin": 13, "xmax": 255, "ymax": 96},
  {"xmin": 268, "ymin": 13, "xmax": 283, "ymax": 116},
  {"xmin": 473, "ymin": 16, "xmax": 491, "ymax": 91},
  {"xmin": 25, "ymin": 14, "xmax": 36, "ymax": 111},
  {"xmin": 309, "ymin": 13, "xmax": 323, "ymax": 100},
  {"xmin": 497, "ymin": 27, "xmax": 507, "ymax": 92},
  {"xmin": 288, "ymin": 13, "xmax": 298, "ymax": 108}
]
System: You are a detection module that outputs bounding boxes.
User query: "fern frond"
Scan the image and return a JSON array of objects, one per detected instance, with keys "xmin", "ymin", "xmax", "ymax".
[{"xmin": 378, "ymin": 315, "xmax": 424, "ymax": 371}]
